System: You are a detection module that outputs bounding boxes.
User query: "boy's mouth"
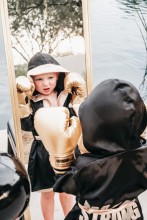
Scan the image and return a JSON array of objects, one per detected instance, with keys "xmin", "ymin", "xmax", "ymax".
[{"xmin": 43, "ymin": 88, "xmax": 50, "ymax": 92}]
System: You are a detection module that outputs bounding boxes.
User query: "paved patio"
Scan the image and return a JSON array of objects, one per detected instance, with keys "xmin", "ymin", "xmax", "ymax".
[{"xmin": 30, "ymin": 192, "xmax": 65, "ymax": 220}]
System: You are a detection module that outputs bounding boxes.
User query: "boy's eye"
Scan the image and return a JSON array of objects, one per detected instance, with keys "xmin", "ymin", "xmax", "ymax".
[{"xmin": 35, "ymin": 78, "xmax": 42, "ymax": 81}]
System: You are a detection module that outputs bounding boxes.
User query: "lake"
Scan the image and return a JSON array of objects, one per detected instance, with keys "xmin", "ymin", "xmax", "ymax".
[{"xmin": 90, "ymin": 0, "xmax": 147, "ymax": 101}]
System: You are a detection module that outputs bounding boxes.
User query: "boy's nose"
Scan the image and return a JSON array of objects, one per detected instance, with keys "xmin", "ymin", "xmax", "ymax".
[{"xmin": 43, "ymin": 80, "xmax": 49, "ymax": 86}]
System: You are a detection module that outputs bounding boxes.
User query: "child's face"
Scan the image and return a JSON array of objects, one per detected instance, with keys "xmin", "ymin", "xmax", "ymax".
[{"xmin": 32, "ymin": 72, "xmax": 59, "ymax": 95}]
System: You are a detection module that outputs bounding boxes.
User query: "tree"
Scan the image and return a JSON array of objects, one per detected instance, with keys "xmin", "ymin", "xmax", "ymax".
[{"xmin": 8, "ymin": 0, "xmax": 83, "ymax": 62}]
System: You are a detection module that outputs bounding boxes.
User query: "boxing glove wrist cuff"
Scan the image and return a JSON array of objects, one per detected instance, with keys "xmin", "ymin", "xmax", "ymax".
[
  {"xmin": 50, "ymin": 150, "xmax": 74, "ymax": 174},
  {"xmin": 19, "ymin": 104, "xmax": 32, "ymax": 118}
]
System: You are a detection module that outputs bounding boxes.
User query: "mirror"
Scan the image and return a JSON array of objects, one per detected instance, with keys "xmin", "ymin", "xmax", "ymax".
[
  {"xmin": 82, "ymin": 0, "xmax": 147, "ymax": 217},
  {"xmin": 7, "ymin": 0, "xmax": 87, "ymax": 219}
]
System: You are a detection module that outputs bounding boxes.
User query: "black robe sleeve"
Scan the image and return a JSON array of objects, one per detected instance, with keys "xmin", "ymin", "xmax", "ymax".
[
  {"xmin": 53, "ymin": 167, "xmax": 78, "ymax": 195},
  {"xmin": 20, "ymin": 114, "xmax": 34, "ymax": 132}
]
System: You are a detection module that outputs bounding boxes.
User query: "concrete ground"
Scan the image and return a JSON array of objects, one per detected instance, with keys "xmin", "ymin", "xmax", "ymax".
[
  {"xmin": 29, "ymin": 192, "xmax": 65, "ymax": 220},
  {"xmin": 138, "ymin": 191, "xmax": 147, "ymax": 218}
]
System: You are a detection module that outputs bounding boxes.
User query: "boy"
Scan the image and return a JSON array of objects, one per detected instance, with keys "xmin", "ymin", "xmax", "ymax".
[{"xmin": 16, "ymin": 52, "xmax": 86, "ymax": 220}]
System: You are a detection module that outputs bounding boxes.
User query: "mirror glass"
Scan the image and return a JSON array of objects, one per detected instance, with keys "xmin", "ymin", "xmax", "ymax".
[
  {"xmin": 89, "ymin": 0, "xmax": 147, "ymax": 102},
  {"xmin": 87, "ymin": 0, "xmax": 147, "ymax": 217},
  {"xmin": 7, "ymin": 0, "xmax": 86, "ymax": 219}
]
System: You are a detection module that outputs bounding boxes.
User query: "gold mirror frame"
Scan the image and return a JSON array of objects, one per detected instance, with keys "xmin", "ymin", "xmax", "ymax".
[{"xmin": 82, "ymin": 0, "xmax": 93, "ymax": 94}]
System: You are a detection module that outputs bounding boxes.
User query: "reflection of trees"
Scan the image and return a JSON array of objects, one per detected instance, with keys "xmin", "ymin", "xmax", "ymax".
[
  {"xmin": 8, "ymin": 0, "xmax": 83, "ymax": 62},
  {"xmin": 118, "ymin": 0, "xmax": 147, "ymax": 98}
]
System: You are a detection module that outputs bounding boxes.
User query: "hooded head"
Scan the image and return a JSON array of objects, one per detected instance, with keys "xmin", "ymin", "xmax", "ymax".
[
  {"xmin": 79, "ymin": 79, "xmax": 147, "ymax": 156},
  {"xmin": 27, "ymin": 52, "xmax": 70, "ymax": 94}
]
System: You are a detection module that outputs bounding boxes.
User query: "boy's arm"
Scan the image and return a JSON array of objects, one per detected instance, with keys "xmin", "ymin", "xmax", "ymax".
[{"xmin": 20, "ymin": 115, "xmax": 34, "ymax": 132}]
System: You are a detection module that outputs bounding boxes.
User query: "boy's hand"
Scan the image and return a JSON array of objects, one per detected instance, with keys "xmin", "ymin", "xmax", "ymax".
[{"xmin": 16, "ymin": 76, "xmax": 35, "ymax": 118}]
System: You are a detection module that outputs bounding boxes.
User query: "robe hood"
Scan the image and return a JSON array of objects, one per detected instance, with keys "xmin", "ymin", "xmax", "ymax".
[
  {"xmin": 27, "ymin": 52, "xmax": 70, "ymax": 94},
  {"xmin": 27, "ymin": 52, "xmax": 69, "ymax": 76},
  {"xmin": 79, "ymin": 79, "xmax": 147, "ymax": 156}
]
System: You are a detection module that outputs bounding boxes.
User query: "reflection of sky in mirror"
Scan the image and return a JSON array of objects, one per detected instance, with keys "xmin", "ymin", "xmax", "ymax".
[
  {"xmin": 90, "ymin": 0, "xmax": 147, "ymax": 100},
  {"xmin": 0, "ymin": 16, "xmax": 12, "ymax": 129}
]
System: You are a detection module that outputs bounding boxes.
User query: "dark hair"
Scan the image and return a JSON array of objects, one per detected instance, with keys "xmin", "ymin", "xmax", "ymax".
[{"xmin": 55, "ymin": 72, "xmax": 65, "ymax": 94}]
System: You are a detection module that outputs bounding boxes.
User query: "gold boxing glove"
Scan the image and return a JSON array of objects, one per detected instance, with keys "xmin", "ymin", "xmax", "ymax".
[
  {"xmin": 64, "ymin": 72, "xmax": 87, "ymax": 103},
  {"xmin": 34, "ymin": 107, "xmax": 81, "ymax": 174},
  {"xmin": 16, "ymin": 76, "xmax": 35, "ymax": 118}
]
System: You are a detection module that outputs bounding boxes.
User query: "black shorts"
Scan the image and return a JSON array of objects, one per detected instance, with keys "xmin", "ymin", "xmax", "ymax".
[{"xmin": 28, "ymin": 140, "xmax": 55, "ymax": 192}]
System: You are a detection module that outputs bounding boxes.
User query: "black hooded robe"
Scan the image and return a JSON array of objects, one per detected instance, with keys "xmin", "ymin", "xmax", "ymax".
[
  {"xmin": 21, "ymin": 93, "xmax": 76, "ymax": 192},
  {"xmin": 53, "ymin": 79, "xmax": 147, "ymax": 220}
]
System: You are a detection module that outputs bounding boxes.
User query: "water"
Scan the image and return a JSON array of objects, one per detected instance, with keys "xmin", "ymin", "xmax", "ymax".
[
  {"xmin": 90, "ymin": 0, "xmax": 147, "ymax": 101},
  {"xmin": 1, "ymin": 0, "xmax": 147, "ymax": 129},
  {"xmin": 0, "ymin": 17, "xmax": 13, "ymax": 130}
]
